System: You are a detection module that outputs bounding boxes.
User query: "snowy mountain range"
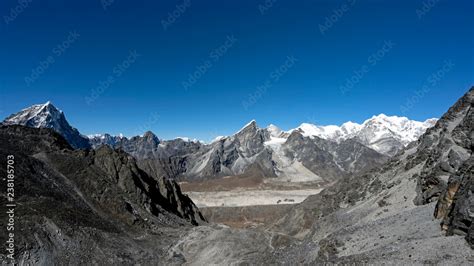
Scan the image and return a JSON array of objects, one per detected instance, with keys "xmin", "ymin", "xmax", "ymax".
[
  {"xmin": 271, "ymin": 114, "xmax": 437, "ymax": 156},
  {"xmin": 1, "ymin": 102, "xmax": 437, "ymax": 182}
]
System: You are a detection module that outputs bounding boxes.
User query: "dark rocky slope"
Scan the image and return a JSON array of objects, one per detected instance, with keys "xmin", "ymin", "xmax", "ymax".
[
  {"xmin": 440, "ymin": 156, "xmax": 474, "ymax": 247},
  {"xmin": 0, "ymin": 125, "xmax": 204, "ymax": 264}
]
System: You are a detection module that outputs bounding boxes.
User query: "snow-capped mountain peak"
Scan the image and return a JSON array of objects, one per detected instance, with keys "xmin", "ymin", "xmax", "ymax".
[
  {"xmin": 3, "ymin": 101, "xmax": 63, "ymax": 128},
  {"xmin": 3, "ymin": 102, "xmax": 90, "ymax": 149}
]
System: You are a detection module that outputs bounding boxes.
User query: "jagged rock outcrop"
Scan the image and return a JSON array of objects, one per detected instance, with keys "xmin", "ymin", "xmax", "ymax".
[
  {"xmin": 438, "ymin": 156, "xmax": 474, "ymax": 247},
  {"xmin": 413, "ymin": 86, "xmax": 473, "ymax": 205}
]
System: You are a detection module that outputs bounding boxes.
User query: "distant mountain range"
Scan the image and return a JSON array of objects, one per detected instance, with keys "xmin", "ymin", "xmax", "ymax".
[{"xmin": 2, "ymin": 102, "xmax": 437, "ymax": 182}]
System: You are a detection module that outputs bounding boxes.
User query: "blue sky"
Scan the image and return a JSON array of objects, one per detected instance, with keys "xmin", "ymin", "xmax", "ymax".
[{"xmin": 0, "ymin": 0, "xmax": 473, "ymax": 141}]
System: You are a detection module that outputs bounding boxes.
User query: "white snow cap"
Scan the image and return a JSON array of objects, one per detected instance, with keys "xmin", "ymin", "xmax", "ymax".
[{"xmin": 292, "ymin": 114, "xmax": 438, "ymax": 146}]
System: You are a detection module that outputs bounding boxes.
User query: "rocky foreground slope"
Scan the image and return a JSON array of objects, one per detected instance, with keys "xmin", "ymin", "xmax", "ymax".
[{"xmin": 0, "ymin": 126, "xmax": 205, "ymax": 264}]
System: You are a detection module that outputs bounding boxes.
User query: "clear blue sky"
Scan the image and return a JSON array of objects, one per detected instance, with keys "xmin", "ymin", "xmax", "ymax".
[{"xmin": 0, "ymin": 0, "xmax": 473, "ymax": 141}]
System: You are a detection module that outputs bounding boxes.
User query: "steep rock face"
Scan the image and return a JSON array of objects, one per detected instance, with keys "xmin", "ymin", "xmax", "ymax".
[
  {"xmin": 2, "ymin": 102, "xmax": 90, "ymax": 149},
  {"xmin": 439, "ymin": 156, "xmax": 474, "ymax": 247},
  {"xmin": 181, "ymin": 120, "xmax": 275, "ymax": 180},
  {"xmin": 413, "ymin": 87, "xmax": 473, "ymax": 205},
  {"xmin": 281, "ymin": 132, "xmax": 347, "ymax": 181},
  {"xmin": 88, "ymin": 146, "xmax": 205, "ymax": 224},
  {"xmin": 0, "ymin": 125, "xmax": 205, "ymax": 264},
  {"xmin": 330, "ymin": 138, "xmax": 390, "ymax": 173}
]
